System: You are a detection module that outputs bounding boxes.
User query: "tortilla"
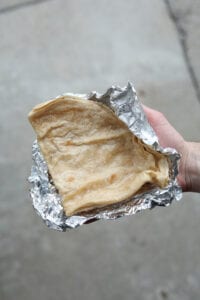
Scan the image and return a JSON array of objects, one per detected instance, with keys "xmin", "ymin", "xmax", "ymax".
[{"xmin": 28, "ymin": 95, "xmax": 169, "ymax": 216}]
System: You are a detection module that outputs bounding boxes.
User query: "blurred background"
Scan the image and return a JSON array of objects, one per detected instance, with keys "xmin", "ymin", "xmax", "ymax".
[{"xmin": 0, "ymin": 1, "xmax": 200, "ymax": 299}]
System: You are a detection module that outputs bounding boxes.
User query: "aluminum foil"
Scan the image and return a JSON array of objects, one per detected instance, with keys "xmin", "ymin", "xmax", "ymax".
[{"xmin": 28, "ymin": 82, "xmax": 182, "ymax": 231}]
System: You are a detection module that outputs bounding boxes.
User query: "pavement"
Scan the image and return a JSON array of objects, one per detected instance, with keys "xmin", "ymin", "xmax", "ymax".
[{"xmin": 0, "ymin": 1, "xmax": 200, "ymax": 300}]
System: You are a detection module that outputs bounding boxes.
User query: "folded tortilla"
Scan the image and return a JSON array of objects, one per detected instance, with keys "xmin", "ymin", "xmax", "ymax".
[{"xmin": 28, "ymin": 95, "xmax": 169, "ymax": 216}]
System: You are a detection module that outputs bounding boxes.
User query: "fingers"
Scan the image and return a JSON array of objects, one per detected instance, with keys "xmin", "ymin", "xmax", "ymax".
[
  {"xmin": 142, "ymin": 104, "xmax": 161, "ymax": 116},
  {"xmin": 142, "ymin": 104, "xmax": 166, "ymax": 125}
]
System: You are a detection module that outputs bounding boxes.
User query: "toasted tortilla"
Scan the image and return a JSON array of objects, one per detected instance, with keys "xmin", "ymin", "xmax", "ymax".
[{"xmin": 28, "ymin": 95, "xmax": 169, "ymax": 216}]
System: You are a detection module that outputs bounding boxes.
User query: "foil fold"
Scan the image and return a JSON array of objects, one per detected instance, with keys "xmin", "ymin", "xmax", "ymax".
[{"xmin": 28, "ymin": 82, "xmax": 182, "ymax": 230}]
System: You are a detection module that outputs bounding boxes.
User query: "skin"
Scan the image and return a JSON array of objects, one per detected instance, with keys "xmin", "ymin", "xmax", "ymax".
[{"xmin": 143, "ymin": 105, "xmax": 200, "ymax": 193}]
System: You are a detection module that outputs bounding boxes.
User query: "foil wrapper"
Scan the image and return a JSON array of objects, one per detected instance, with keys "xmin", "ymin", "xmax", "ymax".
[{"xmin": 28, "ymin": 82, "xmax": 182, "ymax": 231}]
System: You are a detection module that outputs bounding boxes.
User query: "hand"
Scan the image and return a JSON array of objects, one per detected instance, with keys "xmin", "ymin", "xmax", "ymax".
[{"xmin": 143, "ymin": 105, "xmax": 200, "ymax": 193}]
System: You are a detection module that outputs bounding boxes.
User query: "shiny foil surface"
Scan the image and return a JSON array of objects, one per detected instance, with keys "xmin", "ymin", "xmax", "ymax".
[{"xmin": 28, "ymin": 83, "xmax": 182, "ymax": 230}]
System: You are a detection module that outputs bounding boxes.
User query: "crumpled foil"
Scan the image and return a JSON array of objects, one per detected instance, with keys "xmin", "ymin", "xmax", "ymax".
[{"xmin": 28, "ymin": 82, "xmax": 182, "ymax": 231}]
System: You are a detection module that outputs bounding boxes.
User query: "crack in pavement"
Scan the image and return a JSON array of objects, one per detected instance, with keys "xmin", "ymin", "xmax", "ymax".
[
  {"xmin": 0, "ymin": 0, "xmax": 53, "ymax": 14},
  {"xmin": 164, "ymin": 0, "xmax": 200, "ymax": 104}
]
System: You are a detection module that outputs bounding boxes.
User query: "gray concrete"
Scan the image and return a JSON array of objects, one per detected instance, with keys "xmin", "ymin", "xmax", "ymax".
[
  {"xmin": 0, "ymin": 1, "xmax": 200, "ymax": 300},
  {"xmin": 0, "ymin": 0, "xmax": 31, "ymax": 9},
  {"xmin": 0, "ymin": 0, "xmax": 50, "ymax": 11},
  {"xmin": 167, "ymin": 0, "xmax": 200, "ymax": 102}
]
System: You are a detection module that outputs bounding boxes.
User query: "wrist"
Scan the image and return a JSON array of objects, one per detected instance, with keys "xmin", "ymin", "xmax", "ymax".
[{"xmin": 183, "ymin": 142, "xmax": 200, "ymax": 193}]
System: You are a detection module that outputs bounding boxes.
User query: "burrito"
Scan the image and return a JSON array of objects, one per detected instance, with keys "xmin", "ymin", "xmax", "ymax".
[{"xmin": 28, "ymin": 95, "xmax": 169, "ymax": 216}]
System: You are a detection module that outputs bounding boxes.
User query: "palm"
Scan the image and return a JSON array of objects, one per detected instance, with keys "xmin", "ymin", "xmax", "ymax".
[{"xmin": 143, "ymin": 105, "xmax": 187, "ymax": 191}]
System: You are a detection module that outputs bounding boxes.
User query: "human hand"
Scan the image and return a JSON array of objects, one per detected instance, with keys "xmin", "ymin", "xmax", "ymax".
[{"xmin": 142, "ymin": 105, "xmax": 189, "ymax": 192}]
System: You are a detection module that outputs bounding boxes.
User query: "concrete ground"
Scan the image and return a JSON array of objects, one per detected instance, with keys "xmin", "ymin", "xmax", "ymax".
[{"xmin": 0, "ymin": 1, "xmax": 200, "ymax": 300}]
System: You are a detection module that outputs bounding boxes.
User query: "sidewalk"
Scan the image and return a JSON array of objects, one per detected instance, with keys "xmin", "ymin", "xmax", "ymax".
[{"xmin": 0, "ymin": 1, "xmax": 199, "ymax": 300}]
